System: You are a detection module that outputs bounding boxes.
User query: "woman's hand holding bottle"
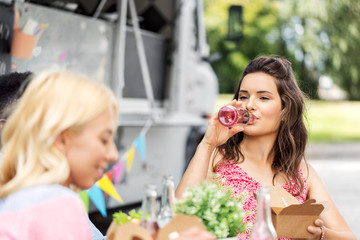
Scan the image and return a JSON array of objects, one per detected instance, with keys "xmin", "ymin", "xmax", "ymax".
[{"xmin": 202, "ymin": 100, "xmax": 245, "ymax": 148}]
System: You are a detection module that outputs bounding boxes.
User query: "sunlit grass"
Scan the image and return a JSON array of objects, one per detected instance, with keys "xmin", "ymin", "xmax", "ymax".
[
  {"xmin": 306, "ymin": 100, "xmax": 360, "ymax": 142},
  {"xmin": 217, "ymin": 94, "xmax": 360, "ymax": 142}
]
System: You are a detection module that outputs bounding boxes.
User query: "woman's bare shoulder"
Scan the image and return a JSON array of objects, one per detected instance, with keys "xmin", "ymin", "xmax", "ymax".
[{"xmin": 300, "ymin": 160, "xmax": 318, "ymax": 179}]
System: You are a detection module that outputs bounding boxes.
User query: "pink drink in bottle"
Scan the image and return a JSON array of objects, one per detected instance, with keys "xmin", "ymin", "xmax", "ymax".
[{"xmin": 218, "ymin": 105, "xmax": 251, "ymax": 127}]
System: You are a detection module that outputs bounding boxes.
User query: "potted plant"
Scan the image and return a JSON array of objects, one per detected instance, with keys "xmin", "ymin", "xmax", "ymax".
[{"xmin": 175, "ymin": 179, "xmax": 247, "ymax": 239}]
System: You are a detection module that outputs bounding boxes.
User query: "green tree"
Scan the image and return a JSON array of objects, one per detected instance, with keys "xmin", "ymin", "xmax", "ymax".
[
  {"xmin": 278, "ymin": 0, "xmax": 360, "ymax": 100},
  {"xmin": 323, "ymin": 0, "xmax": 360, "ymax": 100},
  {"xmin": 204, "ymin": 0, "xmax": 318, "ymax": 98},
  {"xmin": 204, "ymin": 0, "xmax": 282, "ymax": 94},
  {"xmin": 205, "ymin": 0, "xmax": 360, "ymax": 100}
]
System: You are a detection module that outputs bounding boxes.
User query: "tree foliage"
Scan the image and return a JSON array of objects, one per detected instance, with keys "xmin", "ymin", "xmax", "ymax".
[
  {"xmin": 205, "ymin": 0, "xmax": 284, "ymax": 94},
  {"xmin": 205, "ymin": 0, "xmax": 360, "ymax": 100},
  {"xmin": 279, "ymin": 0, "xmax": 360, "ymax": 100}
]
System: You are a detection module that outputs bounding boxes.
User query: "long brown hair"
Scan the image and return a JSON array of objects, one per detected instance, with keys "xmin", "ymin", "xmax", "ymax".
[{"xmin": 216, "ymin": 56, "xmax": 308, "ymax": 195}]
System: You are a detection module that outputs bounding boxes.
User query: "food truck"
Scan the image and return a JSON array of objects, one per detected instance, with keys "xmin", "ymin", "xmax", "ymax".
[{"xmin": 0, "ymin": 0, "xmax": 242, "ymax": 230}]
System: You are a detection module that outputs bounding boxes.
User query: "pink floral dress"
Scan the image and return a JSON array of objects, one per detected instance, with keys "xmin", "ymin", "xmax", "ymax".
[{"xmin": 216, "ymin": 160, "xmax": 307, "ymax": 240}]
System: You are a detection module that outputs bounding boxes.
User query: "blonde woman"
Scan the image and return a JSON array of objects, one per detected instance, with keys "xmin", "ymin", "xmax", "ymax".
[{"xmin": 0, "ymin": 70, "xmax": 119, "ymax": 240}]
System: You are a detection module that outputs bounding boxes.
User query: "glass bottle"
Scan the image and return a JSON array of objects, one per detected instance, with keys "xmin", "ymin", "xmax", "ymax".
[
  {"xmin": 217, "ymin": 105, "xmax": 252, "ymax": 127},
  {"xmin": 249, "ymin": 187, "xmax": 277, "ymax": 240},
  {"xmin": 140, "ymin": 184, "xmax": 159, "ymax": 238},
  {"xmin": 157, "ymin": 175, "xmax": 176, "ymax": 228}
]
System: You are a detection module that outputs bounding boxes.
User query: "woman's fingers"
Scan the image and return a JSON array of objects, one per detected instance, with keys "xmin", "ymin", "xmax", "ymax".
[
  {"xmin": 314, "ymin": 219, "xmax": 324, "ymax": 227},
  {"xmin": 176, "ymin": 227, "xmax": 216, "ymax": 240},
  {"xmin": 307, "ymin": 225, "xmax": 322, "ymax": 240},
  {"xmin": 226, "ymin": 99, "xmax": 243, "ymax": 108},
  {"xmin": 228, "ymin": 124, "xmax": 244, "ymax": 134},
  {"xmin": 307, "ymin": 219, "xmax": 325, "ymax": 239}
]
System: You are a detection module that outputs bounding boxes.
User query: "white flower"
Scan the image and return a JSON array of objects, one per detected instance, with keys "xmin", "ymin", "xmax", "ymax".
[{"xmin": 175, "ymin": 180, "xmax": 247, "ymax": 238}]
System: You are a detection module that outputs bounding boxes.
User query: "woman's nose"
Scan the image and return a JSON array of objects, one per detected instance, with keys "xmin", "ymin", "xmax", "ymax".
[
  {"xmin": 245, "ymin": 97, "xmax": 256, "ymax": 111},
  {"xmin": 107, "ymin": 141, "xmax": 119, "ymax": 163}
]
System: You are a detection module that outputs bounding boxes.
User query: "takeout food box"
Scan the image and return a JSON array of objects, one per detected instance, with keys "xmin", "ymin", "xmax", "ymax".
[
  {"xmin": 106, "ymin": 214, "xmax": 206, "ymax": 240},
  {"xmin": 270, "ymin": 186, "xmax": 324, "ymax": 239}
]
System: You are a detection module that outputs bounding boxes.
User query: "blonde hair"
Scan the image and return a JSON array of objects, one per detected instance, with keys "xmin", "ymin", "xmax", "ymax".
[{"xmin": 0, "ymin": 70, "xmax": 118, "ymax": 198}]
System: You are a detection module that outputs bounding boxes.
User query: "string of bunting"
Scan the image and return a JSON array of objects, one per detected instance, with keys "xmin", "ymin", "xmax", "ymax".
[{"xmin": 79, "ymin": 120, "xmax": 152, "ymax": 217}]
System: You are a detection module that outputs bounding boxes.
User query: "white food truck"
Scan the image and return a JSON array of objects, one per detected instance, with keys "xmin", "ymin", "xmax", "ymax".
[{"xmin": 0, "ymin": 0, "xmax": 242, "ymax": 231}]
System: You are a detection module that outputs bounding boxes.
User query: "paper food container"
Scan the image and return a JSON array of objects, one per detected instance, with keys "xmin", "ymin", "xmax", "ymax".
[
  {"xmin": 106, "ymin": 214, "xmax": 206, "ymax": 240},
  {"xmin": 270, "ymin": 186, "xmax": 324, "ymax": 239}
]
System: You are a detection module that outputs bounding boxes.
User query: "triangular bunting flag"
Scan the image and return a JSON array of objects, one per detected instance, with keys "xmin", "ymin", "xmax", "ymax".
[
  {"xmin": 88, "ymin": 184, "xmax": 107, "ymax": 217},
  {"xmin": 106, "ymin": 170, "xmax": 114, "ymax": 182},
  {"xmin": 79, "ymin": 190, "xmax": 89, "ymax": 213},
  {"xmin": 134, "ymin": 135, "xmax": 146, "ymax": 162},
  {"xmin": 112, "ymin": 159, "xmax": 124, "ymax": 185},
  {"xmin": 126, "ymin": 145, "xmax": 136, "ymax": 173},
  {"xmin": 97, "ymin": 175, "xmax": 124, "ymax": 203}
]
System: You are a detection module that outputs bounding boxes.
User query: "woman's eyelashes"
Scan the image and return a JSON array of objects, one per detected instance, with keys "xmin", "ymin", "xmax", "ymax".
[
  {"xmin": 239, "ymin": 95, "xmax": 248, "ymax": 100},
  {"xmin": 259, "ymin": 96, "xmax": 270, "ymax": 100},
  {"xmin": 100, "ymin": 137, "xmax": 110, "ymax": 145},
  {"xmin": 239, "ymin": 95, "xmax": 270, "ymax": 101}
]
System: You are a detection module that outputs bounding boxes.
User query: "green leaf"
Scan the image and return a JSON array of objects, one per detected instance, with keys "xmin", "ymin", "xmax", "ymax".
[
  {"xmin": 112, "ymin": 209, "xmax": 142, "ymax": 225},
  {"xmin": 113, "ymin": 211, "xmax": 130, "ymax": 225},
  {"xmin": 128, "ymin": 209, "xmax": 142, "ymax": 220}
]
